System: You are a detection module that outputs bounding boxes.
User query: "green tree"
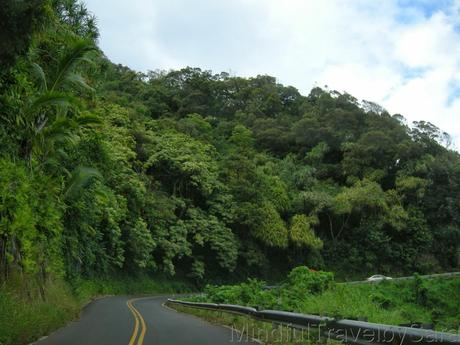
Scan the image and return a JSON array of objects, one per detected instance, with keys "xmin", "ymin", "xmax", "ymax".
[
  {"xmin": 0, "ymin": 0, "xmax": 47, "ymax": 69},
  {"xmin": 290, "ymin": 214, "xmax": 323, "ymax": 250}
]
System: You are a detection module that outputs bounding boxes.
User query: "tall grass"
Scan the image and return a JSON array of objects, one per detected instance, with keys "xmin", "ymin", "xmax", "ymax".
[
  {"xmin": 0, "ymin": 279, "xmax": 78, "ymax": 345},
  {"xmin": 193, "ymin": 270, "xmax": 460, "ymax": 332},
  {"xmin": 296, "ymin": 278, "xmax": 460, "ymax": 331}
]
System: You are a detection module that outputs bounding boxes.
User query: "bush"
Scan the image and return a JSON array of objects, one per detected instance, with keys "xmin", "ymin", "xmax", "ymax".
[
  {"xmin": 285, "ymin": 266, "xmax": 334, "ymax": 294},
  {"xmin": 202, "ymin": 279, "xmax": 276, "ymax": 309}
]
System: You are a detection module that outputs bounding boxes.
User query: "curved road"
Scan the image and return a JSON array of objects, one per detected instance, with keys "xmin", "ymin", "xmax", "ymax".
[{"xmin": 34, "ymin": 296, "xmax": 258, "ymax": 345}]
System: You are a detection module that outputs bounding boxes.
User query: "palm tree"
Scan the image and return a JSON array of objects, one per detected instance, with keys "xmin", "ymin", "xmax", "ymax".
[
  {"xmin": 1, "ymin": 38, "xmax": 102, "ymax": 290},
  {"xmin": 16, "ymin": 38, "xmax": 99, "ymax": 169},
  {"xmin": 54, "ymin": 0, "xmax": 99, "ymax": 41}
]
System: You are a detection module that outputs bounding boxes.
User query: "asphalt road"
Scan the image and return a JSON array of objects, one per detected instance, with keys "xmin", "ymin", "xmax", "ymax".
[{"xmin": 34, "ymin": 295, "xmax": 258, "ymax": 345}]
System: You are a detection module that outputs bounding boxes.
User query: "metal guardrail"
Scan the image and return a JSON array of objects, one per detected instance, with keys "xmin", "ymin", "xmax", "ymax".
[
  {"xmin": 262, "ymin": 272, "xmax": 460, "ymax": 289},
  {"xmin": 343, "ymin": 272, "xmax": 460, "ymax": 285},
  {"xmin": 167, "ymin": 299, "xmax": 460, "ymax": 345}
]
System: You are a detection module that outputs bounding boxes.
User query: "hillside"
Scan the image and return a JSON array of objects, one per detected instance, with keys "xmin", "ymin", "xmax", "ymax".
[{"xmin": 1, "ymin": 0, "xmax": 460, "ymax": 290}]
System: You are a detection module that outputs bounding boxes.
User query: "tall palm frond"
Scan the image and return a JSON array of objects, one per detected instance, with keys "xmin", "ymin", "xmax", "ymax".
[
  {"xmin": 33, "ymin": 116, "xmax": 78, "ymax": 161},
  {"xmin": 30, "ymin": 63, "xmax": 47, "ymax": 92},
  {"xmin": 19, "ymin": 38, "xmax": 98, "ymax": 166},
  {"xmin": 74, "ymin": 113, "xmax": 101, "ymax": 126},
  {"xmin": 64, "ymin": 166, "xmax": 101, "ymax": 200},
  {"xmin": 27, "ymin": 91, "xmax": 78, "ymax": 116},
  {"xmin": 65, "ymin": 72, "xmax": 94, "ymax": 92},
  {"xmin": 50, "ymin": 39, "xmax": 97, "ymax": 92}
]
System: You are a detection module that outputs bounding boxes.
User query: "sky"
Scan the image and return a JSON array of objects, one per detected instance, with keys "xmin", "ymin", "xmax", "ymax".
[{"xmin": 84, "ymin": 0, "xmax": 460, "ymax": 148}]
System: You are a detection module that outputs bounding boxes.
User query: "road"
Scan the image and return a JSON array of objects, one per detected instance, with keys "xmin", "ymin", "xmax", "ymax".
[{"xmin": 34, "ymin": 295, "xmax": 258, "ymax": 345}]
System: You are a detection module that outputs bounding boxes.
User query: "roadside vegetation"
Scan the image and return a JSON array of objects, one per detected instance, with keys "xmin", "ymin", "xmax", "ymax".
[
  {"xmin": 189, "ymin": 267, "xmax": 460, "ymax": 332},
  {"xmin": 170, "ymin": 303, "xmax": 341, "ymax": 345}
]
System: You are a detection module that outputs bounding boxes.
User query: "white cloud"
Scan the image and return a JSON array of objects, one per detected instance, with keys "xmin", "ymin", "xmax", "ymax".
[
  {"xmin": 395, "ymin": 14, "xmax": 452, "ymax": 67},
  {"xmin": 84, "ymin": 0, "xmax": 460, "ymax": 148}
]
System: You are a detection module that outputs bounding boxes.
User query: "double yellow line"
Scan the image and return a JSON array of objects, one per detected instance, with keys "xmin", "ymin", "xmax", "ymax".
[{"xmin": 127, "ymin": 298, "xmax": 147, "ymax": 345}]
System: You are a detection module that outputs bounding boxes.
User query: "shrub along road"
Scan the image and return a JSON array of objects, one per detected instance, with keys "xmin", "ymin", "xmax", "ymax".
[{"xmin": 34, "ymin": 295, "xmax": 257, "ymax": 345}]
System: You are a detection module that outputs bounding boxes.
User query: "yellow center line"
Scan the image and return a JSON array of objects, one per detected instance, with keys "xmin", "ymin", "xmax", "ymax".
[
  {"xmin": 127, "ymin": 298, "xmax": 148, "ymax": 345},
  {"xmin": 127, "ymin": 299, "xmax": 140, "ymax": 345}
]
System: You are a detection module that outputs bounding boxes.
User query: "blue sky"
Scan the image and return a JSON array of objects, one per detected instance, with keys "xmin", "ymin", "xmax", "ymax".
[
  {"xmin": 84, "ymin": 0, "xmax": 460, "ymax": 148},
  {"xmin": 398, "ymin": 0, "xmax": 453, "ymax": 17}
]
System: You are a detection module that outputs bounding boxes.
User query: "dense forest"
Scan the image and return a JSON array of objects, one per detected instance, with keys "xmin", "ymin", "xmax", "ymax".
[{"xmin": 1, "ymin": 0, "xmax": 460, "ymax": 295}]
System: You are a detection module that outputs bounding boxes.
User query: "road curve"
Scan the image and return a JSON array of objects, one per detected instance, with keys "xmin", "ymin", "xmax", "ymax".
[{"xmin": 34, "ymin": 295, "xmax": 258, "ymax": 345}]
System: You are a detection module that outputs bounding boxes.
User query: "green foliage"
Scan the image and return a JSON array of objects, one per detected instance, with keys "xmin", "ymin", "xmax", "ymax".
[
  {"xmin": 53, "ymin": 0, "xmax": 99, "ymax": 41},
  {"xmin": 0, "ymin": 280, "xmax": 77, "ymax": 345},
  {"xmin": 396, "ymin": 175, "xmax": 428, "ymax": 198},
  {"xmin": 285, "ymin": 266, "xmax": 333, "ymax": 294},
  {"xmin": 203, "ymin": 279, "xmax": 276, "ymax": 308},
  {"xmin": 0, "ymin": 157, "xmax": 63, "ymax": 277},
  {"xmin": 1, "ymin": 0, "xmax": 459, "ymax": 312},
  {"xmin": 127, "ymin": 218, "xmax": 156, "ymax": 269},
  {"xmin": 0, "ymin": 0, "xmax": 48, "ymax": 69},
  {"xmin": 177, "ymin": 113, "xmax": 213, "ymax": 142},
  {"xmin": 370, "ymin": 292, "xmax": 392, "ymax": 309},
  {"xmin": 334, "ymin": 179, "xmax": 387, "ymax": 215},
  {"xmin": 290, "ymin": 214, "xmax": 323, "ymax": 249},
  {"xmin": 251, "ymin": 202, "xmax": 289, "ymax": 248},
  {"xmin": 194, "ymin": 268, "xmax": 460, "ymax": 331},
  {"xmin": 1, "ymin": 4, "xmax": 460, "ymax": 344},
  {"xmin": 145, "ymin": 131, "xmax": 219, "ymax": 197},
  {"xmin": 412, "ymin": 273, "xmax": 429, "ymax": 306}
]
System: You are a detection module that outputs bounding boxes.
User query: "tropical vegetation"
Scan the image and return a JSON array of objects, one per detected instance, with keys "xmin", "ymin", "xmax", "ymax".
[
  {"xmin": 1, "ymin": 1, "xmax": 460, "ymax": 343},
  {"xmin": 190, "ymin": 267, "xmax": 460, "ymax": 332}
]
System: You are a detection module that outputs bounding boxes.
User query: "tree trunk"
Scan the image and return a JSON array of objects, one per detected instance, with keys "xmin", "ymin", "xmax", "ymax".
[
  {"xmin": 0, "ymin": 235, "xmax": 7, "ymax": 283},
  {"xmin": 326, "ymin": 214, "xmax": 335, "ymax": 241}
]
